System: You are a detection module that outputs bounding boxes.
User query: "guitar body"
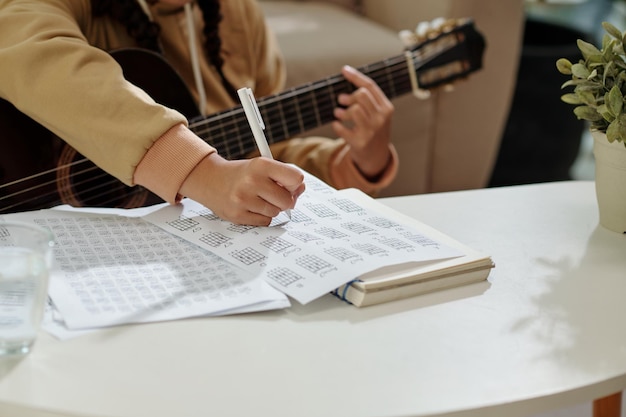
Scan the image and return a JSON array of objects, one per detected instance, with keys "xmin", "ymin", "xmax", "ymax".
[{"xmin": 0, "ymin": 49, "xmax": 199, "ymax": 214}]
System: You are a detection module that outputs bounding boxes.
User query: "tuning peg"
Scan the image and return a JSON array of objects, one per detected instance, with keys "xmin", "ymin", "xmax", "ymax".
[
  {"xmin": 414, "ymin": 21, "xmax": 431, "ymax": 40},
  {"xmin": 398, "ymin": 29, "xmax": 418, "ymax": 48}
]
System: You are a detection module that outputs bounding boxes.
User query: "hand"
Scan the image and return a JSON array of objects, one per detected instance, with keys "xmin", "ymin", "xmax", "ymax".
[
  {"xmin": 180, "ymin": 153, "xmax": 305, "ymax": 225},
  {"xmin": 332, "ymin": 65, "xmax": 394, "ymax": 180}
]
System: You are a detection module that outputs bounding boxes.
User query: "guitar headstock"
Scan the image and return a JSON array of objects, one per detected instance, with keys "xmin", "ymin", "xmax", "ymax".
[{"xmin": 398, "ymin": 18, "xmax": 486, "ymax": 99}]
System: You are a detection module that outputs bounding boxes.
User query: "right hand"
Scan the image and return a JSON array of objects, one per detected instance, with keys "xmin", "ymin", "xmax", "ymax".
[{"xmin": 179, "ymin": 153, "xmax": 305, "ymax": 225}]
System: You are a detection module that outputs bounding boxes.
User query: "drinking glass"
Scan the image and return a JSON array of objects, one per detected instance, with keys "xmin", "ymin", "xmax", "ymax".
[{"xmin": 0, "ymin": 221, "xmax": 54, "ymax": 356}]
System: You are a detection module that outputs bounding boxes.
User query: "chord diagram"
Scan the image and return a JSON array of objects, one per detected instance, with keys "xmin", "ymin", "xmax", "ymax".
[
  {"xmin": 260, "ymin": 236, "xmax": 294, "ymax": 253},
  {"xmin": 401, "ymin": 231, "xmax": 441, "ymax": 248},
  {"xmin": 340, "ymin": 222, "xmax": 374, "ymax": 234},
  {"xmin": 330, "ymin": 197, "xmax": 364, "ymax": 213},
  {"xmin": 230, "ymin": 247, "xmax": 266, "ymax": 265},
  {"xmin": 267, "ymin": 267, "xmax": 303, "ymax": 287},
  {"xmin": 167, "ymin": 216, "xmax": 199, "ymax": 231},
  {"xmin": 377, "ymin": 237, "xmax": 414, "ymax": 251},
  {"xmin": 199, "ymin": 211, "xmax": 220, "ymax": 221},
  {"xmin": 366, "ymin": 216, "xmax": 399, "ymax": 229},
  {"xmin": 289, "ymin": 210, "xmax": 313, "ymax": 223},
  {"xmin": 288, "ymin": 230, "xmax": 321, "ymax": 243},
  {"xmin": 324, "ymin": 246, "xmax": 361, "ymax": 262},
  {"xmin": 314, "ymin": 227, "xmax": 348, "ymax": 240},
  {"xmin": 353, "ymin": 242, "xmax": 388, "ymax": 256},
  {"xmin": 199, "ymin": 231, "xmax": 231, "ymax": 247},
  {"xmin": 304, "ymin": 202, "xmax": 337, "ymax": 218},
  {"xmin": 296, "ymin": 254, "xmax": 333, "ymax": 273},
  {"xmin": 304, "ymin": 176, "xmax": 335, "ymax": 193},
  {"xmin": 227, "ymin": 223, "xmax": 255, "ymax": 233}
]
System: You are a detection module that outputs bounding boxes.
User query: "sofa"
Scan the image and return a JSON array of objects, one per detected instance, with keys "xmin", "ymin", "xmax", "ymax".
[{"xmin": 259, "ymin": 0, "xmax": 525, "ymax": 197}]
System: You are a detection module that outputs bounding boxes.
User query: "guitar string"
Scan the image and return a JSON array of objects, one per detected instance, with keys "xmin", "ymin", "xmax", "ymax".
[
  {"xmin": 190, "ymin": 57, "xmax": 415, "ymax": 157},
  {"xmin": 189, "ymin": 42, "xmax": 452, "ymax": 158},
  {"xmin": 0, "ymin": 37, "xmax": 464, "ymax": 211},
  {"xmin": 0, "ymin": 54, "xmax": 431, "ymax": 211}
]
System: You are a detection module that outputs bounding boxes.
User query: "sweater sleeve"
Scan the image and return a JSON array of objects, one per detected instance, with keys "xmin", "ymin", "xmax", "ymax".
[
  {"xmin": 267, "ymin": 137, "xmax": 399, "ymax": 196},
  {"xmin": 0, "ymin": 0, "xmax": 186, "ymax": 185}
]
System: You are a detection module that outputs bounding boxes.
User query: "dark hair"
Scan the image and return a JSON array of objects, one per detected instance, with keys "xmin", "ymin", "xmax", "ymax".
[{"xmin": 92, "ymin": 0, "xmax": 237, "ymax": 99}]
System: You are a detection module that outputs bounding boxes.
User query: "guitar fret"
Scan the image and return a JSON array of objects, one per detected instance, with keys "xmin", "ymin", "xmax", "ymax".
[
  {"xmin": 185, "ymin": 20, "xmax": 482, "ymax": 161},
  {"xmin": 310, "ymin": 89, "xmax": 322, "ymax": 128},
  {"xmin": 260, "ymin": 105, "xmax": 278, "ymax": 146}
]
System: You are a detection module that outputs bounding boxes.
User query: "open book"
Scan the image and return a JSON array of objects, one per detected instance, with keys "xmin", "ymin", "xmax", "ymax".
[{"xmin": 331, "ymin": 190, "xmax": 493, "ymax": 307}]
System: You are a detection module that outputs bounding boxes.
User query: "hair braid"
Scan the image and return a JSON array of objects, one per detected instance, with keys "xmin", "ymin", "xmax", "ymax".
[
  {"xmin": 93, "ymin": 0, "xmax": 237, "ymax": 100},
  {"xmin": 92, "ymin": 0, "xmax": 161, "ymax": 52},
  {"xmin": 197, "ymin": 0, "xmax": 238, "ymax": 100}
]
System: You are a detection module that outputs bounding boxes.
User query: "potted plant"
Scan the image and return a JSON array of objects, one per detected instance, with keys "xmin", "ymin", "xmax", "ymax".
[{"xmin": 556, "ymin": 21, "xmax": 626, "ymax": 234}]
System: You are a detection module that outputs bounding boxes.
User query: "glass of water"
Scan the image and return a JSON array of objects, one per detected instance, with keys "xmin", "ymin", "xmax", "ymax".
[{"xmin": 0, "ymin": 221, "xmax": 54, "ymax": 356}]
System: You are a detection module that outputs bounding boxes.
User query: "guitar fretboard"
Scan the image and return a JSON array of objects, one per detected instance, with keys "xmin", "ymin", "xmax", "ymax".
[{"xmin": 188, "ymin": 21, "xmax": 481, "ymax": 160}]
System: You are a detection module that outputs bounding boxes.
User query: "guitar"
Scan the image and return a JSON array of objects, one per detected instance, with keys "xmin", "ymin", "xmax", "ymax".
[{"xmin": 0, "ymin": 18, "xmax": 485, "ymax": 214}]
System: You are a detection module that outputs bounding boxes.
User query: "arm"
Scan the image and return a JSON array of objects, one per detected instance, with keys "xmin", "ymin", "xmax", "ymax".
[{"xmin": 0, "ymin": 0, "xmax": 304, "ymax": 225}]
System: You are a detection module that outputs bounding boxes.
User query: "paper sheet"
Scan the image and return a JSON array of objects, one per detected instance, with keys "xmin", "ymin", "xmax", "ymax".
[
  {"xmin": 143, "ymin": 173, "xmax": 463, "ymax": 304},
  {"xmin": 4, "ymin": 210, "xmax": 289, "ymax": 333}
]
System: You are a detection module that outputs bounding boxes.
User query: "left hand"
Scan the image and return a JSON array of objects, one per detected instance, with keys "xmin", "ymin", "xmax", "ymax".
[{"xmin": 332, "ymin": 65, "xmax": 394, "ymax": 180}]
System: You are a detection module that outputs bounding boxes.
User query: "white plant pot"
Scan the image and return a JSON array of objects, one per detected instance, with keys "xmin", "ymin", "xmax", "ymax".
[{"xmin": 592, "ymin": 130, "xmax": 626, "ymax": 234}]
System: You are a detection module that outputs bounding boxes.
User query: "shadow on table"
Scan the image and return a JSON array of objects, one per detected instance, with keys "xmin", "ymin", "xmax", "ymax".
[{"xmin": 513, "ymin": 224, "xmax": 626, "ymax": 375}]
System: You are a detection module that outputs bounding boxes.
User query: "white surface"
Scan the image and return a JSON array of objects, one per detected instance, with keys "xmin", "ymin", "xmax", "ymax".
[{"xmin": 1, "ymin": 181, "xmax": 625, "ymax": 417}]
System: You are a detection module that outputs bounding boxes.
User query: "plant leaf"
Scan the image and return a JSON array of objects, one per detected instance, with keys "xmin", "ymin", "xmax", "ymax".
[
  {"xmin": 574, "ymin": 105, "xmax": 603, "ymax": 121},
  {"xmin": 598, "ymin": 104, "xmax": 616, "ymax": 122},
  {"xmin": 607, "ymin": 119, "xmax": 619, "ymax": 142},
  {"xmin": 556, "ymin": 58, "xmax": 572, "ymax": 75},
  {"xmin": 571, "ymin": 63, "xmax": 591, "ymax": 79},
  {"xmin": 560, "ymin": 93, "xmax": 583, "ymax": 104},
  {"xmin": 577, "ymin": 39, "xmax": 602, "ymax": 60},
  {"xmin": 603, "ymin": 21, "xmax": 623, "ymax": 40},
  {"xmin": 607, "ymin": 85, "xmax": 624, "ymax": 116}
]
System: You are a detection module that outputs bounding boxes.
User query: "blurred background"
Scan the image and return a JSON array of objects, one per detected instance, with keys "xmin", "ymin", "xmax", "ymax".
[{"xmin": 490, "ymin": 0, "xmax": 626, "ymax": 187}]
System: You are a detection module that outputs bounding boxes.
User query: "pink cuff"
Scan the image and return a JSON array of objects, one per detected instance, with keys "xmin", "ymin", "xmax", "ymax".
[
  {"xmin": 329, "ymin": 144, "xmax": 399, "ymax": 195},
  {"xmin": 134, "ymin": 124, "xmax": 216, "ymax": 204}
]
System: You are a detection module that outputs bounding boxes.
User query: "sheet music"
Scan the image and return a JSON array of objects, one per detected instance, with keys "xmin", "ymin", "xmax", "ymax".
[
  {"xmin": 3, "ymin": 209, "xmax": 289, "ymax": 333},
  {"xmin": 143, "ymin": 172, "xmax": 463, "ymax": 304}
]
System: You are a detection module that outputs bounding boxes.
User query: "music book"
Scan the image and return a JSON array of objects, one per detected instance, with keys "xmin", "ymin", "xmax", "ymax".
[{"xmin": 330, "ymin": 189, "xmax": 494, "ymax": 307}]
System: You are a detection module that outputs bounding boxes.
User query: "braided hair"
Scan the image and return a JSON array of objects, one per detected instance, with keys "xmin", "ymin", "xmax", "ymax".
[{"xmin": 92, "ymin": 0, "xmax": 237, "ymax": 99}]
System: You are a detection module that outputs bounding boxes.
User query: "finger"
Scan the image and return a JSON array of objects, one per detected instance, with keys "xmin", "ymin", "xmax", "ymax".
[
  {"xmin": 341, "ymin": 65, "xmax": 377, "ymax": 90},
  {"xmin": 341, "ymin": 65, "xmax": 387, "ymax": 106},
  {"xmin": 237, "ymin": 212, "xmax": 273, "ymax": 227},
  {"xmin": 337, "ymin": 91, "xmax": 376, "ymax": 120},
  {"xmin": 265, "ymin": 159, "xmax": 305, "ymax": 194},
  {"xmin": 257, "ymin": 179, "xmax": 296, "ymax": 213}
]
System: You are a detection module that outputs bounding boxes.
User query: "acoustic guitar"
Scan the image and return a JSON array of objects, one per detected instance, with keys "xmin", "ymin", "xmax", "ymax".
[{"xmin": 0, "ymin": 18, "xmax": 485, "ymax": 214}]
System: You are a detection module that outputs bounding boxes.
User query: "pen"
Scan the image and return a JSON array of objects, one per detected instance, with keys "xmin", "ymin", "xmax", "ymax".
[
  {"xmin": 237, "ymin": 87, "xmax": 292, "ymax": 220},
  {"xmin": 237, "ymin": 87, "xmax": 273, "ymax": 158}
]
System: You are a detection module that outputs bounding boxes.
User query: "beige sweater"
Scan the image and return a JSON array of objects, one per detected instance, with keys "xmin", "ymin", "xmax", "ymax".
[{"xmin": 0, "ymin": 0, "xmax": 397, "ymax": 203}]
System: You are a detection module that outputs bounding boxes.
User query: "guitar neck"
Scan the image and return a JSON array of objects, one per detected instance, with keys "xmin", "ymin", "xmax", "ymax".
[
  {"xmin": 188, "ymin": 60, "xmax": 408, "ymax": 160},
  {"xmin": 189, "ymin": 20, "xmax": 483, "ymax": 160}
]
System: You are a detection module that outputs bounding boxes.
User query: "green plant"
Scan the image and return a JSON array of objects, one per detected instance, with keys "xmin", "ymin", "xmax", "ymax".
[{"xmin": 556, "ymin": 21, "xmax": 626, "ymax": 147}]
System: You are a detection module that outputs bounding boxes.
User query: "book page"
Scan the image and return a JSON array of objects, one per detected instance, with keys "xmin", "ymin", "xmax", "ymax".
[{"xmin": 143, "ymin": 174, "xmax": 463, "ymax": 304}]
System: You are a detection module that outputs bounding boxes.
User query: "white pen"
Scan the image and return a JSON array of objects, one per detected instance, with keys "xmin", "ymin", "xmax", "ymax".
[
  {"xmin": 237, "ymin": 87, "xmax": 273, "ymax": 158},
  {"xmin": 237, "ymin": 87, "xmax": 292, "ymax": 220}
]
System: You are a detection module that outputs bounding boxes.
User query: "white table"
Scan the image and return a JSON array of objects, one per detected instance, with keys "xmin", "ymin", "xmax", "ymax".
[{"xmin": 1, "ymin": 181, "xmax": 625, "ymax": 417}]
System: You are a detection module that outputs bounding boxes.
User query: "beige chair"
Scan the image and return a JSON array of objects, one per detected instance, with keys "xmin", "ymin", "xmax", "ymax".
[{"xmin": 259, "ymin": 0, "xmax": 525, "ymax": 197}]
